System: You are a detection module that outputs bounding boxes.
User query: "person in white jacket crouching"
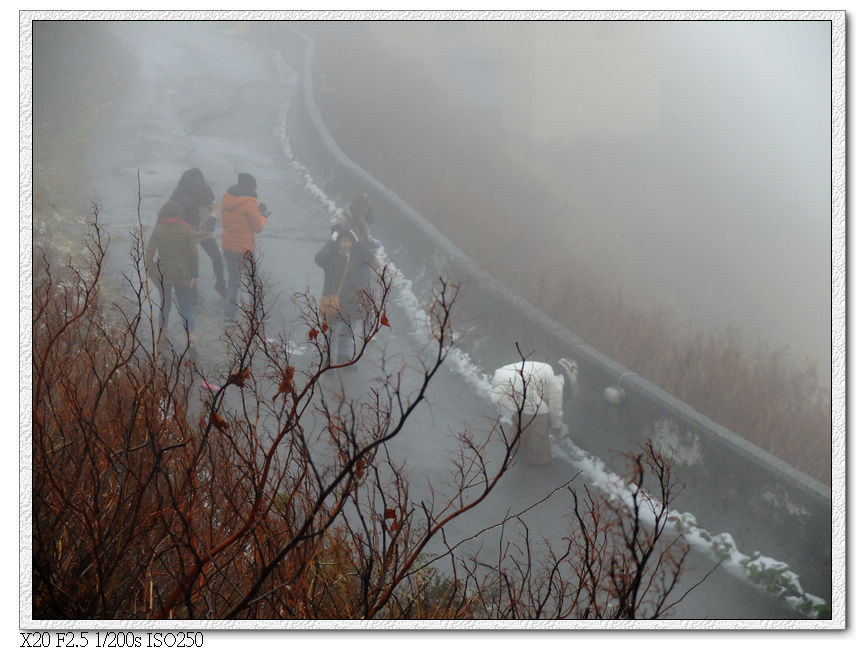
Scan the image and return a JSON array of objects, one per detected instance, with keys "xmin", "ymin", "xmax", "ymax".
[{"xmin": 490, "ymin": 358, "xmax": 578, "ymax": 466}]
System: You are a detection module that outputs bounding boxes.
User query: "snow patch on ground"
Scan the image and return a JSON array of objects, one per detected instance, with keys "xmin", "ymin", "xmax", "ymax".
[
  {"xmin": 553, "ymin": 437, "xmax": 826, "ymax": 618},
  {"xmin": 652, "ymin": 417, "xmax": 704, "ymax": 468},
  {"xmin": 761, "ymin": 487, "xmax": 814, "ymax": 519}
]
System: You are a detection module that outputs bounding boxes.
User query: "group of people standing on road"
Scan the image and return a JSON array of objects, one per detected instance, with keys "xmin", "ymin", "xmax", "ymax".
[
  {"xmin": 145, "ymin": 167, "xmax": 270, "ymax": 350},
  {"xmin": 145, "ymin": 166, "xmax": 375, "ymax": 364},
  {"xmin": 146, "ymin": 167, "xmax": 577, "ymax": 467}
]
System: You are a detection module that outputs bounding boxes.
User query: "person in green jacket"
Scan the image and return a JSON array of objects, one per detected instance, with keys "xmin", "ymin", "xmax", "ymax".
[{"xmin": 145, "ymin": 200, "xmax": 199, "ymax": 344}]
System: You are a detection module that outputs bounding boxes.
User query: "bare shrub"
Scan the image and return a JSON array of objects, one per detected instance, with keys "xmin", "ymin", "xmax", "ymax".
[
  {"xmin": 32, "ymin": 210, "xmax": 706, "ymax": 620},
  {"xmin": 458, "ymin": 440, "xmax": 699, "ymax": 619}
]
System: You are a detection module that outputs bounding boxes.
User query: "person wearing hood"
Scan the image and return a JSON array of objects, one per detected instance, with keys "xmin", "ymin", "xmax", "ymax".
[
  {"xmin": 490, "ymin": 358, "xmax": 579, "ymax": 466},
  {"xmin": 169, "ymin": 167, "xmax": 226, "ymax": 302},
  {"xmin": 331, "ymin": 193, "xmax": 378, "ymax": 249},
  {"xmin": 314, "ymin": 225, "xmax": 376, "ymax": 365},
  {"xmin": 221, "ymin": 172, "xmax": 268, "ymax": 319},
  {"xmin": 144, "ymin": 200, "xmax": 199, "ymax": 346}
]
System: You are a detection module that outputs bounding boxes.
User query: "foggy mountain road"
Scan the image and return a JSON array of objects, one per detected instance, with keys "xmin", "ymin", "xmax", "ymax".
[{"xmin": 80, "ymin": 20, "xmax": 805, "ymax": 620}]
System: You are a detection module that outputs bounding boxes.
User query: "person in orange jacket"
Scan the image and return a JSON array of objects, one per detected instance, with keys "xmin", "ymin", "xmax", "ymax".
[{"xmin": 221, "ymin": 172, "xmax": 269, "ymax": 318}]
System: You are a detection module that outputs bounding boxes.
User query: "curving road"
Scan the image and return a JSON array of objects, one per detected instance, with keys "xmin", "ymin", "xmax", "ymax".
[{"xmin": 81, "ymin": 20, "xmax": 803, "ymax": 621}]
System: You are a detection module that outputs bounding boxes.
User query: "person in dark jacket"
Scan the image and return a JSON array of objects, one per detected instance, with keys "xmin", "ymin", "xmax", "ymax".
[
  {"xmin": 169, "ymin": 168, "xmax": 226, "ymax": 302},
  {"xmin": 329, "ymin": 193, "xmax": 381, "ymax": 307},
  {"xmin": 314, "ymin": 226, "xmax": 376, "ymax": 364},
  {"xmin": 145, "ymin": 201, "xmax": 199, "ymax": 345},
  {"xmin": 221, "ymin": 172, "xmax": 268, "ymax": 319}
]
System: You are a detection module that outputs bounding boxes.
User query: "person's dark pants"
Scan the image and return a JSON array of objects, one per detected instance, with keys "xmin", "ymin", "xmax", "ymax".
[
  {"xmin": 332, "ymin": 316, "xmax": 357, "ymax": 364},
  {"xmin": 191, "ymin": 237, "xmax": 225, "ymax": 305},
  {"xmin": 223, "ymin": 250, "xmax": 243, "ymax": 318},
  {"xmin": 320, "ymin": 297, "xmax": 360, "ymax": 365},
  {"xmin": 510, "ymin": 413, "xmax": 551, "ymax": 466},
  {"xmin": 200, "ymin": 236, "xmax": 226, "ymax": 292}
]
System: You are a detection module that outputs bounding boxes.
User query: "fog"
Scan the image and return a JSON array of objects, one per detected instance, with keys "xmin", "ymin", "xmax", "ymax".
[
  {"xmin": 32, "ymin": 17, "xmax": 833, "ymax": 390},
  {"xmin": 575, "ymin": 22, "xmax": 830, "ymax": 384},
  {"xmin": 426, "ymin": 20, "xmax": 832, "ymax": 387},
  {"xmin": 631, "ymin": 21, "xmax": 830, "ymax": 380}
]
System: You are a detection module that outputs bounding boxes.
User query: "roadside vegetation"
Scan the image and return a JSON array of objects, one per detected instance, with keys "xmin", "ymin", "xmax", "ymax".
[
  {"xmin": 308, "ymin": 26, "xmax": 830, "ymax": 484},
  {"xmin": 32, "ymin": 212, "xmax": 701, "ymax": 619}
]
